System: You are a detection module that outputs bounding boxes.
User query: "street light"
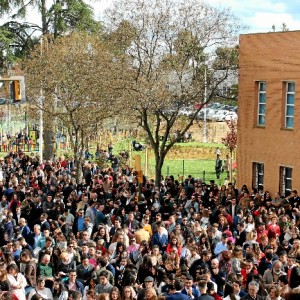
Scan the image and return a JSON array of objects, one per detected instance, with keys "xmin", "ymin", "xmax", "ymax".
[{"xmin": 203, "ymin": 68, "xmax": 207, "ymax": 143}]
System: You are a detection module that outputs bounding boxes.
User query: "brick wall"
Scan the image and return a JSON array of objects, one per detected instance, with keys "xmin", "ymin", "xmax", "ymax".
[{"xmin": 237, "ymin": 31, "xmax": 300, "ymax": 194}]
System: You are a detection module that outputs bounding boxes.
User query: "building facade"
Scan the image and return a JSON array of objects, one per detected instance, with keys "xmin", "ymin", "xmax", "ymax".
[{"xmin": 237, "ymin": 31, "xmax": 300, "ymax": 195}]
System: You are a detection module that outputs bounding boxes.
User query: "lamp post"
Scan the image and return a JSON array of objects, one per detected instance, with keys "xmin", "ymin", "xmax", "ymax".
[
  {"xmin": 203, "ymin": 67, "xmax": 207, "ymax": 143},
  {"xmin": 39, "ymin": 36, "xmax": 44, "ymax": 163}
]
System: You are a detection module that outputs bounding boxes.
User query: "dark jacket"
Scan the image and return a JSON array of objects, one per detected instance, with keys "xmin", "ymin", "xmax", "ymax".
[
  {"xmin": 235, "ymin": 229, "xmax": 247, "ymax": 247},
  {"xmin": 76, "ymin": 263, "xmax": 94, "ymax": 284},
  {"xmin": 151, "ymin": 232, "xmax": 168, "ymax": 251},
  {"xmin": 24, "ymin": 259, "xmax": 37, "ymax": 287},
  {"xmin": 166, "ymin": 292, "xmax": 192, "ymax": 300},
  {"xmin": 241, "ymin": 294, "xmax": 264, "ymax": 300},
  {"xmin": 4, "ymin": 220, "xmax": 13, "ymax": 239},
  {"xmin": 40, "ymin": 221, "xmax": 50, "ymax": 232},
  {"xmin": 21, "ymin": 225, "xmax": 32, "ymax": 242},
  {"xmin": 64, "ymin": 279, "xmax": 84, "ymax": 295},
  {"xmin": 195, "ymin": 295, "xmax": 214, "ymax": 300},
  {"xmin": 57, "ymin": 259, "xmax": 76, "ymax": 276}
]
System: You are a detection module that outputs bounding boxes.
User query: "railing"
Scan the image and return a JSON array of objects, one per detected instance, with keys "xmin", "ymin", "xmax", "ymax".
[{"xmin": 0, "ymin": 141, "xmax": 72, "ymax": 152}]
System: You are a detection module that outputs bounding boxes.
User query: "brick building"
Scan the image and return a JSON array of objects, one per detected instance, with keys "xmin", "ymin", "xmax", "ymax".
[{"xmin": 237, "ymin": 31, "xmax": 300, "ymax": 196}]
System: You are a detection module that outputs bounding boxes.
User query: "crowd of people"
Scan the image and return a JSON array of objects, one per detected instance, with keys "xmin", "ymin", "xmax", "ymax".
[{"xmin": 0, "ymin": 150, "xmax": 300, "ymax": 300}]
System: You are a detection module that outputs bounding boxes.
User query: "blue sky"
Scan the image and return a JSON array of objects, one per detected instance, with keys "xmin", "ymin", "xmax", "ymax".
[
  {"xmin": 91, "ymin": 0, "xmax": 300, "ymax": 34},
  {"xmin": 212, "ymin": 0, "xmax": 300, "ymax": 33},
  {"xmin": 2, "ymin": 0, "xmax": 300, "ymax": 34}
]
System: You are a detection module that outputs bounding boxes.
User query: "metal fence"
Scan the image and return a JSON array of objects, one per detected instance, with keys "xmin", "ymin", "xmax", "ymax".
[{"xmin": 144, "ymin": 159, "xmax": 228, "ymax": 183}]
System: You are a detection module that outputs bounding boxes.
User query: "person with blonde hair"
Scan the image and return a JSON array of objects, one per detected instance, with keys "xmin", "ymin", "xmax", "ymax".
[
  {"xmin": 289, "ymin": 239, "xmax": 300, "ymax": 260},
  {"xmin": 57, "ymin": 250, "xmax": 76, "ymax": 278},
  {"xmin": 145, "ymin": 287, "xmax": 157, "ymax": 300},
  {"xmin": 121, "ymin": 286, "xmax": 135, "ymax": 300},
  {"xmin": 0, "ymin": 267, "xmax": 9, "ymax": 293},
  {"xmin": 266, "ymin": 286, "xmax": 282, "ymax": 300}
]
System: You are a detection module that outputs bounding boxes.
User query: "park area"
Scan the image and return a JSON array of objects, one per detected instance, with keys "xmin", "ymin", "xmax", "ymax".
[{"xmin": 103, "ymin": 122, "xmax": 235, "ymax": 184}]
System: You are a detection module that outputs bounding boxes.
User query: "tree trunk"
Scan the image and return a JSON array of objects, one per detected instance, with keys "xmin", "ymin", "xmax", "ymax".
[
  {"xmin": 154, "ymin": 153, "xmax": 165, "ymax": 188},
  {"xmin": 230, "ymin": 150, "xmax": 233, "ymax": 183},
  {"xmin": 43, "ymin": 128, "xmax": 54, "ymax": 160},
  {"xmin": 155, "ymin": 164, "xmax": 162, "ymax": 188},
  {"xmin": 75, "ymin": 157, "xmax": 83, "ymax": 184},
  {"xmin": 41, "ymin": 0, "xmax": 48, "ymax": 34}
]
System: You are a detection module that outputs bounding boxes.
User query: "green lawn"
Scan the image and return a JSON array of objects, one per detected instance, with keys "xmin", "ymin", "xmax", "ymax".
[
  {"xmin": 110, "ymin": 139, "xmax": 228, "ymax": 183},
  {"xmin": 139, "ymin": 156, "xmax": 227, "ymax": 184},
  {"xmin": 172, "ymin": 141, "xmax": 224, "ymax": 148}
]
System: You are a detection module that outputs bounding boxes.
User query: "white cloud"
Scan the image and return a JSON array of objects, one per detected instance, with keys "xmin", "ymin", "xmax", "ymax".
[
  {"xmin": 245, "ymin": 12, "xmax": 300, "ymax": 32},
  {"xmin": 87, "ymin": 0, "xmax": 114, "ymax": 20},
  {"xmin": 210, "ymin": 0, "xmax": 286, "ymax": 14},
  {"xmin": 209, "ymin": 0, "xmax": 300, "ymax": 33}
]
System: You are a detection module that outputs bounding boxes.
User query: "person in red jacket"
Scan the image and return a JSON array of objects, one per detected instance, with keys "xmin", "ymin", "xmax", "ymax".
[
  {"xmin": 267, "ymin": 216, "xmax": 281, "ymax": 238},
  {"xmin": 240, "ymin": 260, "xmax": 258, "ymax": 288},
  {"xmin": 166, "ymin": 236, "xmax": 182, "ymax": 256}
]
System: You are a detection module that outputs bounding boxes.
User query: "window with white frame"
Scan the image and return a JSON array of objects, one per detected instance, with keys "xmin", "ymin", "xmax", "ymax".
[
  {"xmin": 285, "ymin": 82, "xmax": 295, "ymax": 129},
  {"xmin": 279, "ymin": 166, "xmax": 292, "ymax": 197},
  {"xmin": 252, "ymin": 162, "xmax": 264, "ymax": 190},
  {"xmin": 258, "ymin": 82, "xmax": 266, "ymax": 126}
]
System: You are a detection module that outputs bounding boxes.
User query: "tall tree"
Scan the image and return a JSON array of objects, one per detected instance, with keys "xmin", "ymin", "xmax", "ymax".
[
  {"xmin": 0, "ymin": 0, "xmax": 100, "ymax": 35},
  {"xmin": 1, "ymin": 0, "xmax": 101, "ymax": 159},
  {"xmin": 105, "ymin": 0, "xmax": 241, "ymax": 186},
  {"xmin": 23, "ymin": 31, "xmax": 127, "ymax": 181}
]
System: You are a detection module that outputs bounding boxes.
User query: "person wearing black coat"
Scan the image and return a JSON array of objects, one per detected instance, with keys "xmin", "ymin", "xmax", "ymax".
[
  {"xmin": 235, "ymin": 222, "xmax": 247, "ymax": 247},
  {"xmin": 76, "ymin": 255, "xmax": 94, "ymax": 285},
  {"xmin": 290, "ymin": 265, "xmax": 300, "ymax": 289},
  {"xmin": 241, "ymin": 281, "xmax": 264, "ymax": 300}
]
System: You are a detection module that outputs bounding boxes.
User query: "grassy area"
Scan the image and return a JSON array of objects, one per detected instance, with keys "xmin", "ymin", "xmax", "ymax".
[
  {"xmin": 139, "ymin": 155, "xmax": 227, "ymax": 184},
  {"xmin": 172, "ymin": 141, "xmax": 224, "ymax": 148},
  {"xmin": 110, "ymin": 139, "xmax": 228, "ymax": 183}
]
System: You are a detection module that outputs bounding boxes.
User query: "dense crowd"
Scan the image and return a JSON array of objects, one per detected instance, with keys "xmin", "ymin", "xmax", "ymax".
[{"xmin": 0, "ymin": 151, "xmax": 300, "ymax": 300}]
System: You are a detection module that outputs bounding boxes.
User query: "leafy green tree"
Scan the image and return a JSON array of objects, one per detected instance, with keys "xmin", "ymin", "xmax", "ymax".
[
  {"xmin": 105, "ymin": 0, "xmax": 241, "ymax": 186},
  {"xmin": 0, "ymin": 0, "xmax": 100, "ymax": 35},
  {"xmin": 1, "ymin": 0, "xmax": 101, "ymax": 159},
  {"xmin": 23, "ymin": 32, "xmax": 128, "ymax": 181}
]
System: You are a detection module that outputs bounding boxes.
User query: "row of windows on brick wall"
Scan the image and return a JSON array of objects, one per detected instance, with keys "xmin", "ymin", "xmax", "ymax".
[
  {"xmin": 252, "ymin": 162, "xmax": 292, "ymax": 197},
  {"xmin": 257, "ymin": 81, "xmax": 294, "ymax": 129}
]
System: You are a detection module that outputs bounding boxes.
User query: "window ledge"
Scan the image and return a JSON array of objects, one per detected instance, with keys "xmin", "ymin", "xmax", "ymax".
[
  {"xmin": 280, "ymin": 127, "xmax": 294, "ymax": 131},
  {"xmin": 254, "ymin": 125, "xmax": 266, "ymax": 129}
]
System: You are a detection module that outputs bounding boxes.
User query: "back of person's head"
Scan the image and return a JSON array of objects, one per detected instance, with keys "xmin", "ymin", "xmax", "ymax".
[
  {"xmin": 174, "ymin": 280, "xmax": 184, "ymax": 291},
  {"xmin": 279, "ymin": 274, "xmax": 288, "ymax": 285},
  {"xmin": 206, "ymin": 281, "xmax": 214, "ymax": 294},
  {"xmin": 1, "ymin": 292, "xmax": 17, "ymax": 300},
  {"xmin": 98, "ymin": 257, "xmax": 107, "ymax": 267},
  {"xmin": 285, "ymin": 291, "xmax": 300, "ymax": 300},
  {"xmin": 198, "ymin": 279, "xmax": 207, "ymax": 291},
  {"xmin": 69, "ymin": 290, "xmax": 82, "ymax": 300},
  {"xmin": 99, "ymin": 270, "xmax": 108, "ymax": 278},
  {"xmin": 291, "ymin": 266, "xmax": 300, "ymax": 285},
  {"xmin": 266, "ymin": 252, "xmax": 273, "ymax": 261},
  {"xmin": 224, "ymin": 282, "xmax": 234, "ymax": 297}
]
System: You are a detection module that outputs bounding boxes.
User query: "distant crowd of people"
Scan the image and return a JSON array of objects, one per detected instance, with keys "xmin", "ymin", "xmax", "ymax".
[
  {"xmin": 0, "ymin": 132, "xmax": 36, "ymax": 152},
  {"xmin": 0, "ymin": 150, "xmax": 299, "ymax": 300}
]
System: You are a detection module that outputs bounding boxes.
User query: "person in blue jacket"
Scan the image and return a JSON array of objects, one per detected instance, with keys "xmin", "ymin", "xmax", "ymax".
[
  {"xmin": 151, "ymin": 221, "xmax": 168, "ymax": 252},
  {"xmin": 166, "ymin": 280, "xmax": 191, "ymax": 300},
  {"xmin": 64, "ymin": 269, "xmax": 84, "ymax": 296}
]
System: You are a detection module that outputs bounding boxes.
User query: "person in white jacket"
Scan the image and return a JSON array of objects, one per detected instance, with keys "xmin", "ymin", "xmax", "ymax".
[
  {"xmin": 7, "ymin": 263, "xmax": 27, "ymax": 300},
  {"xmin": 28, "ymin": 276, "xmax": 53, "ymax": 300}
]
